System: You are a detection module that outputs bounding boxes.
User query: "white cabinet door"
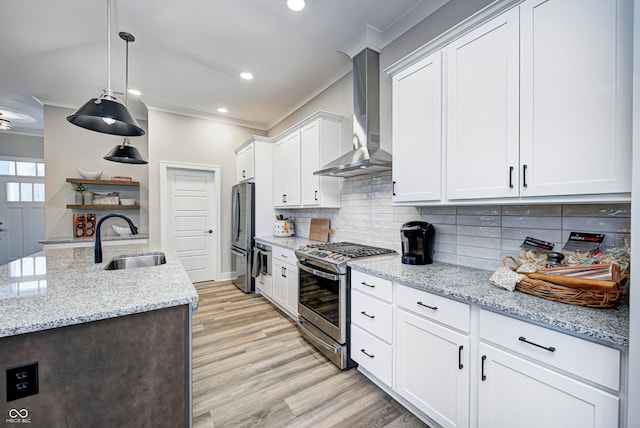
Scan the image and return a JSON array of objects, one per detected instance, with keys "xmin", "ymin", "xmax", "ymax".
[
  {"xmin": 478, "ymin": 342, "xmax": 619, "ymax": 428},
  {"xmin": 445, "ymin": 8, "xmax": 520, "ymax": 200},
  {"xmin": 256, "ymin": 272, "xmax": 272, "ymax": 299},
  {"xmin": 236, "ymin": 144, "xmax": 254, "ymax": 183},
  {"xmin": 300, "ymin": 120, "xmax": 321, "ymax": 206},
  {"xmin": 396, "ymin": 309, "xmax": 470, "ymax": 428},
  {"xmin": 392, "ymin": 51, "xmax": 442, "ymax": 203},
  {"xmin": 273, "ymin": 132, "xmax": 301, "ymax": 207},
  {"xmin": 300, "ymin": 117, "xmax": 342, "ymax": 207},
  {"xmin": 272, "ymin": 259, "xmax": 298, "ymax": 319},
  {"xmin": 519, "ymin": 0, "xmax": 632, "ymax": 197},
  {"xmin": 285, "ymin": 264, "xmax": 298, "ymax": 317}
]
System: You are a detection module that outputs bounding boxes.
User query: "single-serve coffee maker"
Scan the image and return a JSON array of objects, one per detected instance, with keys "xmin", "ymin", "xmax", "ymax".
[{"xmin": 401, "ymin": 221, "xmax": 435, "ymax": 265}]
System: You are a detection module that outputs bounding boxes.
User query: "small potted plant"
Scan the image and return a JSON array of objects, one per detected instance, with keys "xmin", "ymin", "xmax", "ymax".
[{"xmin": 72, "ymin": 183, "xmax": 86, "ymax": 204}]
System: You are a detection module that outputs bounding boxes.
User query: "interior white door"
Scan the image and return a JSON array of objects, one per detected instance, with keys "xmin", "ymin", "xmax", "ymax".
[
  {"xmin": 166, "ymin": 168, "xmax": 216, "ymax": 282},
  {"xmin": 0, "ymin": 176, "xmax": 45, "ymax": 266}
]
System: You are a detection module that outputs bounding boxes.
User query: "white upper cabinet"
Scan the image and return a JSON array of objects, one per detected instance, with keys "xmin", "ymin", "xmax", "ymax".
[
  {"xmin": 388, "ymin": 0, "xmax": 632, "ymax": 204},
  {"xmin": 445, "ymin": 7, "xmax": 520, "ymax": 200},
  {"xmin": 235, "ymin": 143, "xmax": 255, "ymax": 183},
  {"xmin": 519, "ymin": 0, "xmax": 632, "ymax": 197},
  {"xmin": 273, "ymin": 111, "xmax": 344, "ymax": 208},
  {"xmin": 273, "ymin": 132, "xmax": 301, "ymax": 207},
  {"xmin": 300, "ymin": 116, "xmax": 342, "ymax": 207},
  {"xmin": 392, "ymin": 51, "xmax": 442, "ymax": 203}
]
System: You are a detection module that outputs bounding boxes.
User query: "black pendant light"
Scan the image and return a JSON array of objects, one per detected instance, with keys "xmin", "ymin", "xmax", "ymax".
[
  {"xmin": 66, "ymin": 0, "xmax": 145, "ymax": 136},
  {"xmin": 104, "ymin": 137, "xmax": 148, "ymax": 164},
  {"xmin": 104, "ymin": 32, "xmax": 148, "ymax": 164}
]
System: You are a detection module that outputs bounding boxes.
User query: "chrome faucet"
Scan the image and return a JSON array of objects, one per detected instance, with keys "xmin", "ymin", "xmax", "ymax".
[{"xmin": 94, "ymin": 213, "xmax": 138, "ymax": 263}]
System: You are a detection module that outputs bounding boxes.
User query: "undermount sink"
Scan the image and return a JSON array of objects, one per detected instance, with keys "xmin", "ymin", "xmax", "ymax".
[{"xmin": 103, "ymin": 252, "xmax": 167, "ymax": 270}]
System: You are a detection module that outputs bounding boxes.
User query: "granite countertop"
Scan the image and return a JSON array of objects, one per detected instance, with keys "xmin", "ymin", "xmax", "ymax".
[
  {"xmin": 255, "ymin": 235, "xmax": 314, "ymax": 249},
  {"xmin": 40, "ymin": 233, "xmax": 150, "ymax": 245},
  {"xmin": 256, "ymin": 236, "xmax": 629, "ymax": 347},
  {"xmin": 349, "ymin": 255, "xmax": 629, "ymax": 348},
  {"xmin": 0, "ymin": 243, "xmax": 198, "ymax": 338}
]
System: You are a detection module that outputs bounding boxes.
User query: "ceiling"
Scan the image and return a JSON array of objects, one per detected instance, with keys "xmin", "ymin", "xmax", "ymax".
[{"xmin": 0, "ymin": 0, "xmax": 448, "ymax": 136}]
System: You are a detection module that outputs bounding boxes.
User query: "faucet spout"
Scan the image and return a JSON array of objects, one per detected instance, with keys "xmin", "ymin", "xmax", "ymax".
[{"xmin": 94, "ymin": 213, "xmax": 139, "ymax": 263}]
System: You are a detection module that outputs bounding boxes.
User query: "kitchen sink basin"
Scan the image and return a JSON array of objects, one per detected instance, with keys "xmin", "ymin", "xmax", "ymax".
[{"xmin": 103, "ymin": 252, "xmax": 167, "ymax": 270}]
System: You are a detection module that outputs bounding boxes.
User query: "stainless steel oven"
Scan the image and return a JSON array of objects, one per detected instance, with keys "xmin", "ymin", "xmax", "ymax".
[
  {"xmin": 296, "ymin": 242, "xmax": 395, "ymax": 370},
  {"xmin": 297, "ymin": 259, "xmax": 350, "ymax": 368}
]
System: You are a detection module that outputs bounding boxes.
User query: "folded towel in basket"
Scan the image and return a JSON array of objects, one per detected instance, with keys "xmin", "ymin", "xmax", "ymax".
[{"xmin": 490, "ymin": 267, "xmax": 526, "ymax": 291}]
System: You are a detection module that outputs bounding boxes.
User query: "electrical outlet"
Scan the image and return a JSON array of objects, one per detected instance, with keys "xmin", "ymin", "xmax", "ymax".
[{"xmin": 6, "ymin": 362, "xmax": 38, "ymax": 402}]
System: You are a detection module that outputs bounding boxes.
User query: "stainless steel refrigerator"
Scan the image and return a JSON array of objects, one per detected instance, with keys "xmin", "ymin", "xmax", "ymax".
[{"xmin": 231, "ymin": 182, "xmax": 255, "ymax": 293}]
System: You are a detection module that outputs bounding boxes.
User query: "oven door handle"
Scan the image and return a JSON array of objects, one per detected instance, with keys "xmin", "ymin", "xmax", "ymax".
[{"xmin": 297, "ymin": 262, "xmax": 340, "ymax": 281}]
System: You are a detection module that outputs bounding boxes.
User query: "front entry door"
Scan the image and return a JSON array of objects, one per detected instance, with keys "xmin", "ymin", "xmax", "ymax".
[
  {"xmin": 0, "ymin": 176, "xmax": 45, "ymax": 265},
  {"xmin": 166, "ymin": 168, "xmax": 217, "ymax": 282}
]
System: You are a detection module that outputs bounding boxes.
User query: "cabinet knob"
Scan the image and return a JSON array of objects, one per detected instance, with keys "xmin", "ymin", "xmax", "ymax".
[{"xmin": 204, "ymin": 229, "xmax": 213, "ymax": 234}]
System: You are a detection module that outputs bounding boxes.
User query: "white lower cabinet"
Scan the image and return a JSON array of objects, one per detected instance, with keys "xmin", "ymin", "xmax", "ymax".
[
  {"xmin": 348, "ymin": 270, "xmax": 625, "ymax": 428},
  {"xmin": 255, "ymin": 271, "xmax": 273, "ymax": 299},
  {"xmin": 478, "ymin": 309, "xmax": 620, "ymax": 428},
  {"xmin": 478, "ymin": 342, "xmax": 619, "ymax": 428},
  {"xmin": 395, "ymin": 308, "xmax": 470, "ymax": 428},
  {"xmin": 271, "ymin": 246, "xmax": 298, "ymax": 320},
  {"xmin": 349, "ymin": 272, "xmax": 395, "ymax": 387}
]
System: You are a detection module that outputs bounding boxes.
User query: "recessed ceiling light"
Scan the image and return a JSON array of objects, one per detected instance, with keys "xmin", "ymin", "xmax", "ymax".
[
  {"xmin": 217, "ymin": 107, "xmax": 228, "ymax": 113},
  {"xmin": 128, "ymin": 89, "xmax": 142, "ymax": 96},
  {"xmin": 240, "ymin": 72, "xmax": 254, "ymax": 80},
  {"xmin": 287, "ymin": 0, "xmax": 305, "ymax": 11}
]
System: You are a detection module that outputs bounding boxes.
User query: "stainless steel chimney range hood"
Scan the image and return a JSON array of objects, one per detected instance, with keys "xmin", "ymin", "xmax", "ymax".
[{"xmin": 314, "ymin": 48, "xmax": 392, "ymax": 178}]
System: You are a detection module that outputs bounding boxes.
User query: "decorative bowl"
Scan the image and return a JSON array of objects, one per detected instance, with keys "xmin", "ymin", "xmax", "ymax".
[
  {"xmin": 120, "ymin": 198, "xmax": 136, "ymax": 206},
  {"xmin": 77, "ymin": 168, "xmax": 103, "ymax": 180},
  {"xmin": 112, "ymin": 225, "xmax": 133, "ymax": 236}
]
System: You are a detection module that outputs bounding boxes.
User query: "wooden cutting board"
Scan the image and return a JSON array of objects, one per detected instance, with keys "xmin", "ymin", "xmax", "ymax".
[{"xmin": 309, "ymin": 219, "xmax": 332, "ymax": 242}]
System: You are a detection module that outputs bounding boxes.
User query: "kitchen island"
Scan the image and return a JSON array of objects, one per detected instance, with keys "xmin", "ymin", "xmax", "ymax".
[{"xmin": 0, "ymin": 243, "xmax": 198, "ymax": 427}]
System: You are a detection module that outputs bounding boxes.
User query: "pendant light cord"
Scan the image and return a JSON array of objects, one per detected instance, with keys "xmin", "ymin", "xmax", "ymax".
[{"xmin": 106, "ymin": 0, "xmax": 112, "ymax": 95}]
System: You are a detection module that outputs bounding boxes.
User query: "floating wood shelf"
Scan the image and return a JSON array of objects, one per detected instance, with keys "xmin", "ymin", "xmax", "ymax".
[
  {"xmin": 66, "ymin": 178, "xmax": 140, "ymax": 186},
  {"xmin": 66, "ymin": 204, "xmax": 139, "ymax": 210}
]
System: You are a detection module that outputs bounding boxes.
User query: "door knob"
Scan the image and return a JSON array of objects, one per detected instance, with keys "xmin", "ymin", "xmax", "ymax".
[{"xmin": 204, "ymin": 229, "xmax": 213, "ymax": 234}]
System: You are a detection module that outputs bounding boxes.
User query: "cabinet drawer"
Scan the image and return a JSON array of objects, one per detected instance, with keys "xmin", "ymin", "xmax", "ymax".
[
  {"xmin": 272, "ymin": 246, "xmax": 296, "ymax": 265},
  {"xmin": 351, "ymin": 324, "xmax": 393, "ymax": 386},
  {"xmin": 351, "ymin": 290, "xmax": 393, "ymax": 343},
  {"xmin": 350, "ymin": 270, "xmax": 393, "ymax": 302},
  {"xmin": 480, "ymin": 309, "xmax": 620, "ymax": 391},
  {"xmin": 397, "ymin": 285, "xmax": 470, "ymax": 333}
]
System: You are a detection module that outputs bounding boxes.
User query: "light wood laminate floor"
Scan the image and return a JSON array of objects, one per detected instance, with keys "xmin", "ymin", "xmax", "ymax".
[{"xmin": 192, "ymin": 281, "xmax": 428, "ymax": 428}]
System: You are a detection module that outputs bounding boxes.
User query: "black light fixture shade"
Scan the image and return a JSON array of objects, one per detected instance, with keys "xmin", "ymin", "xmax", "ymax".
[
  {"xmin": 67, "ymin": 96, "xmax": 145, "ymax": 136},
  {"xmin": 104, "ymin": 139, "xmax": 148, "ymax": 164}
]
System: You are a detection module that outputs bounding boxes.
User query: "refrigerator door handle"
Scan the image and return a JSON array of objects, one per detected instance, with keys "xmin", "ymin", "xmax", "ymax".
[
  {"xmin": 231, "ymin": 248, "xmax": 246, "ymax": 257},
  {"xmin": 232, "ymin": 187, "xmax": 240, "ymax": 243}
]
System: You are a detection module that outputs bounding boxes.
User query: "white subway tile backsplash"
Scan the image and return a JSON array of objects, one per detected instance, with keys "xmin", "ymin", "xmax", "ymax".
[
  {"xmin": 286, "ymin": 173, "xmax": 630, "ymax": 270},
  {"xmin": 456, "ymin": 225, "xmax": 501, "ymax": 238},
  {"xmin": 502, "ymin": 205, "xmax": 563, "ymax": 216},
  {"xmin": 562, "ymin": 204, "xmax": 631, "ymax": 217},
  {"xmin": 457, "ymin": 215, "xmax": 501, "ymax": 227},
  {"xmin": 501, "ymin": 215, "xmax": 562, "ymax": 229}
]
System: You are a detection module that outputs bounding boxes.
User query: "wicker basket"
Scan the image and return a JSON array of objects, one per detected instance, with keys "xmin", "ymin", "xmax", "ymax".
[{"xmin": 503, "ymin": 256, "xmax": 623, "ymax": 308}]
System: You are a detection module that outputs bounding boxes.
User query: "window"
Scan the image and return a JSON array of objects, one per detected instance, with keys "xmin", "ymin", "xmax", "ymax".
[
  {"xmin": 6, "ymin": 182, "xmax": 44, "ymax": 202},
  {"xmin": 2, "ymin": 158, "xmax": 46, "ymax": 203},
  {"xmin": 0, "ymin": 160, "xmax": 45, "ymax": 177}
]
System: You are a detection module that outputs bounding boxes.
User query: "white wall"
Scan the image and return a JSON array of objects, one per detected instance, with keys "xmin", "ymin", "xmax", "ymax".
[
  {"xmin": 0, "ymin": 133, "xmax": 44, "ymax": 159},
  {"xmin": 43, "ymin": 104, "xmax": 149, "ymax": 239},
  {"xmin": 146, "ymin": 109, "xmax": 264, "ymax": 278}
]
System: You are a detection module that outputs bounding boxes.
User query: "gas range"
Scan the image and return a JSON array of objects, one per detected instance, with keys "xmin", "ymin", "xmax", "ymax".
[{"xmin": 295, "ymin": 242, "xmax": 396, "ymax": 273}]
